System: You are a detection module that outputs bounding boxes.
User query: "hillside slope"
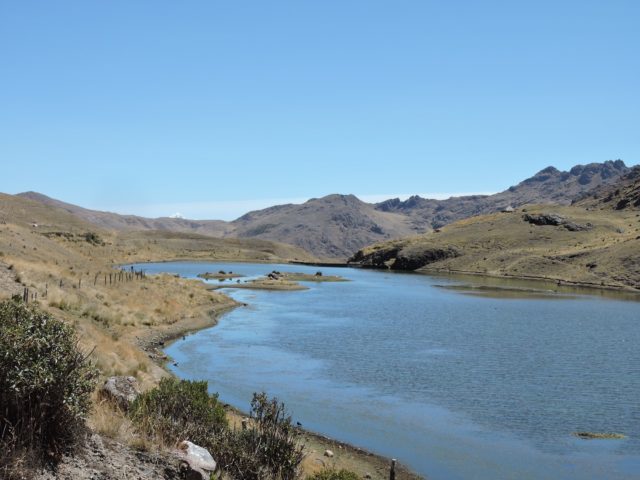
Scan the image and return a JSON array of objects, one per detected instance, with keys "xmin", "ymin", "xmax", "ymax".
[
  {"xmin": 16, "ymin": 160, "xmax": 634, "ymax": 260},
  {"xmin": 230, "ymin": 194, "xmax": 417, "ymax": 259},
  {"xmin": 376, "ymin": 160, "xmax": 630, "ymax": 229},
  {"xmin": 0, "ymin": 192, "xmax": 315, "ymax": 384},
  {"xmin": 573, "ymin": 166, "xmax": 640, "ymax": 211},
  {"xmin": 349, "ymin": 204, "xmax": 640, "ymax": 290},
  {"xmin": 17, "ymin": 191, "xmax": 231, "ymax": 236}
]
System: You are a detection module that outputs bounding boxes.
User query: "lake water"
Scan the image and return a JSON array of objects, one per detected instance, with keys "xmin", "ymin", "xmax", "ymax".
[{"xmin": 131, "ymin": 262, "xmax": 640, "ymax": 479}]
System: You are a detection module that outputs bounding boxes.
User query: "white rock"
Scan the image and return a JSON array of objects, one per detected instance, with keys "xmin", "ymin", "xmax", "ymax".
[
  {"xmin": 324, "ymin": 449, "xmax": 334, "ymax": 458},
  {"xmin": 177, "ymin": 440, "xmax": 217, "ymax": 477}
]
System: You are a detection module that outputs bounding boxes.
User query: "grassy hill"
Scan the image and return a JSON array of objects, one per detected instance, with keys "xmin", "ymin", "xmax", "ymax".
[
  {"xmin": 349, "ymin": 205, "xmax": 640, "ymax": 291},
  {"xmin": 0, "ymin": 193, "xmax": 417, "ymax": 479},
  {"xmin": 0, "ymin": 192, "xmax": 315, "ymax": 384},
  {"xmin": 17, "ymin": 191, "xmax": 231, "ymax": 236},
  {"xmin": 16, "ymin": 160, "xmax": 634, "ymax": 260}
]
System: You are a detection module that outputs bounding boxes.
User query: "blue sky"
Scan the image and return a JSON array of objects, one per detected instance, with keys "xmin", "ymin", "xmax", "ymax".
[{"xmin": 1, "ymin": 1, "xmax": 638, "ymax": 220}]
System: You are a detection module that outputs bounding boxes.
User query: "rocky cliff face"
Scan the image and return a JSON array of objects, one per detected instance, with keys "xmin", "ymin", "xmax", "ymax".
[{"xmin": 573, "ymin": 166, "xmax": 640, "ymax": 211}]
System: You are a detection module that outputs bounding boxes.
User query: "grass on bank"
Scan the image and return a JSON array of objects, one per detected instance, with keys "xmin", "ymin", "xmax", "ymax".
[{"xmin": 129, "ymin": 379, "xmax": 305, "ymax": 479}]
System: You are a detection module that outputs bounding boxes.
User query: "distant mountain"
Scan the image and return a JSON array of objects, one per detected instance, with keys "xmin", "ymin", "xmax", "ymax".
[
  {"xmin": 573, "ymin": 165, "xmax": 640, "ymax": 211},
  {"xmin": 375, "ymin": 160, "xmax": 630, "ymax": 229},
  {"xmin": 230, "ymin": 160, "xmax": 631, "ymax": 258},
  {"xmin": 1, "ymin": 192, "xmax": 316, "ymax": 264},
  {"xmin": 230, "ymin": 194, "xmax": 416, "ymax": 259},
  {"xmin": 17, "ymin": 191, "xmax": 230, "ymax": 237},
  {"xmin": 16, "ymin": 160, "xmax": 634, "ymax": 260}
]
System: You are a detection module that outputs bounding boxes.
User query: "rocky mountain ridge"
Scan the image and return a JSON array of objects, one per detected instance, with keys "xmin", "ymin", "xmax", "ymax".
[{"xmin": 15, "ymin": 160, "xmax": 633, "ymax": 260}]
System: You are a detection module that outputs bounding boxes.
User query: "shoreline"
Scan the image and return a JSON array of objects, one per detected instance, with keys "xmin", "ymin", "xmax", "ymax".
[
  {"xmin": 419, "ymin": 266, "xmax": 640, "ymax": 295},
  {"xmin": 130, "ymin": 259, "xmax": 637, "ymax": 479},
  {"xmin": 127, "ymin": 257, "xmax": 640, "ymax": 295},
  {"xmin": 132, "ymin": 271, "xmax": 424, "ymax": 480}
]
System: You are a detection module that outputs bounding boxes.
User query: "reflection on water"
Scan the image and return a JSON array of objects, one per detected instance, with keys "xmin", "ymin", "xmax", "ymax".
[
  {"xmin": 130, "ymin": 262, "xmax": 640, "ymax": 480},
  {"xmin": 434, "ymin": 283, "xmax": 579, "ymax": 300}
]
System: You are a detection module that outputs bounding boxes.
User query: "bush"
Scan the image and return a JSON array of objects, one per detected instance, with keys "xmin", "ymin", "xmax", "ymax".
[
  {"xmin": 129, "ymin": 377, "xmax": 227, "ymax": 447},
  {"xmin": 0, "ymin": 299, "xmax": 97, "ymax": 472},
  {"xmin": 83, "ymin": 232, "xmax": 104, "ymax": 246},
  {"xmin": 215, "ymin": 392, "xmax": 304, "ymax": 480},
  {"xmin": 306, "ymin": 469, "xmax": 361, "ymax": 480},
  {"xmin": 129, "ymin": 382, "xmax": 304, "ymax": 479}
]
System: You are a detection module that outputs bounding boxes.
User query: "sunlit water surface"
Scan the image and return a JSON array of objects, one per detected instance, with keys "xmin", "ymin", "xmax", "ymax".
[{"xmin": 130, "ymin": 262, "xmax": 640, "ymax": 480}]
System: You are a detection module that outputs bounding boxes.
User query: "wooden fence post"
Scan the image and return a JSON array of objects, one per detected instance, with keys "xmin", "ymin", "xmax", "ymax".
[{"xmin": 390, "ymin": 458, "xmax": 396, "ymax": 480}]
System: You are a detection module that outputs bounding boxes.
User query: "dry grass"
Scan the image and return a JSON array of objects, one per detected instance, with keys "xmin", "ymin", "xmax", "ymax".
[
  {"xmin": 0, "ymin": 193, "xmax": 421, "ymax": 478},
  {"xmin": 354, "ymin": 205, "xmax": 640, "ymax": 290}
]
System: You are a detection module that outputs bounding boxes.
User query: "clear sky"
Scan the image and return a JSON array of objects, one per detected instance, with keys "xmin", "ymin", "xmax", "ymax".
[{"xmin": 1, "ymin": 1, "xmax": 638, "ymax": 220}]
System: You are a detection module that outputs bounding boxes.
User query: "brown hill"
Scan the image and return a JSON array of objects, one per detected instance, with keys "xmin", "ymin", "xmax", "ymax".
[
  {"xmin": 230, "ymin": 194, "xmax": 417, "ymax": 259},
  {"xmin": 16, "ymin": 160, "xmax": 634, "ymax": 260},
  {"xmin": 17, "ymin": 191, "xmax": 230, "ymax": 236},
  {"xmin": 376, "ymin": 160, "xmax": 630, "ymax": 229},
  {"xmin": 0, "ymin": 193, "xmax": 315, "ymax": 265},
  {"xmin": 348, "ymin": 205, "xmax": 640, "ymax": 290}
]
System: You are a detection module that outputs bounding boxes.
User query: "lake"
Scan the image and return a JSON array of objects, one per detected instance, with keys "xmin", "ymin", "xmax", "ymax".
[{"xmin": 130, "ymin": 261, "xmax": 640, "ymax": 479}]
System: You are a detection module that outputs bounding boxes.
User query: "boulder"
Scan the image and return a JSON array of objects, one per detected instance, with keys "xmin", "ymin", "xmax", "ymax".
[
  {"xmin": 98, "ymin": 376, "xmax": 140, "ymax": 411},
  {"xmin": 522, "ymin": 213, "xmax": 566, "ymax": 226},
  {"xmin": 176, "ymin": 441, "xmax": 217, "ymax": 480},
  {"xmin": 522, "ymin": 213, "xmax": 592, "ymax": 232},
  {"xmin": 391, "ymin": 246, "xmax": 460, "ymax": 271},
  {"xmin": 324, "ymin": 449, "xmax": 334, "ymax": 458}
]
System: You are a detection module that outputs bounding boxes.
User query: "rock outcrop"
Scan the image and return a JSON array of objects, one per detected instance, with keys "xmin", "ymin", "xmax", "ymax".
[
  {"xmin": 522, "ymin": 213, "xmax": 591, "ymax": 231},
  {"xmin": 176, "ymin": 441, "xmax": 217, "ymax": 480},
  {"xmin": 574, "ymin": 166, "xmax": 640, "ymax": 211},
  {"xmin": 350, "ymin": 244, "xmax": 459, "ymax": 271},
  {"xmin": 98, "ymin": 376, "xmax": 140, "ymax": 411}
]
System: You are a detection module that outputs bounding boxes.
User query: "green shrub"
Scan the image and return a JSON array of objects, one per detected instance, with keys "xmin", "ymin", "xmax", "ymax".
[
  {"xmin": 0, "ymin": 299, "xmax": 97, "ymax": 472},
  {"xmin": 129, "ymin": 382, "xmax": 303, "ymax": 479},
  {"xmin": 306, "ymin": 469, "xmax": 361, "ymax": 480},
  {"xmin": 129, "ymin": 378, "xmax": 227, "ymax": 447},
  {"xmin": 215, "ymin": 392, "xmax": 304, "ymax": 480},
  {"xmin": 83, "ymin": 232, "xmax": 104, "ymax": 246}
]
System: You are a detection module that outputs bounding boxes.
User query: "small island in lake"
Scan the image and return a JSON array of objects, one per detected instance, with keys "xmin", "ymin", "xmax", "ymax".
[
  {"xmin": 198, "ymin": 270, "xmax": 245, "ymax": 280},
  {"xmin": 205, "ymin": 270, "xmax": 348, "ymax": 291}
]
